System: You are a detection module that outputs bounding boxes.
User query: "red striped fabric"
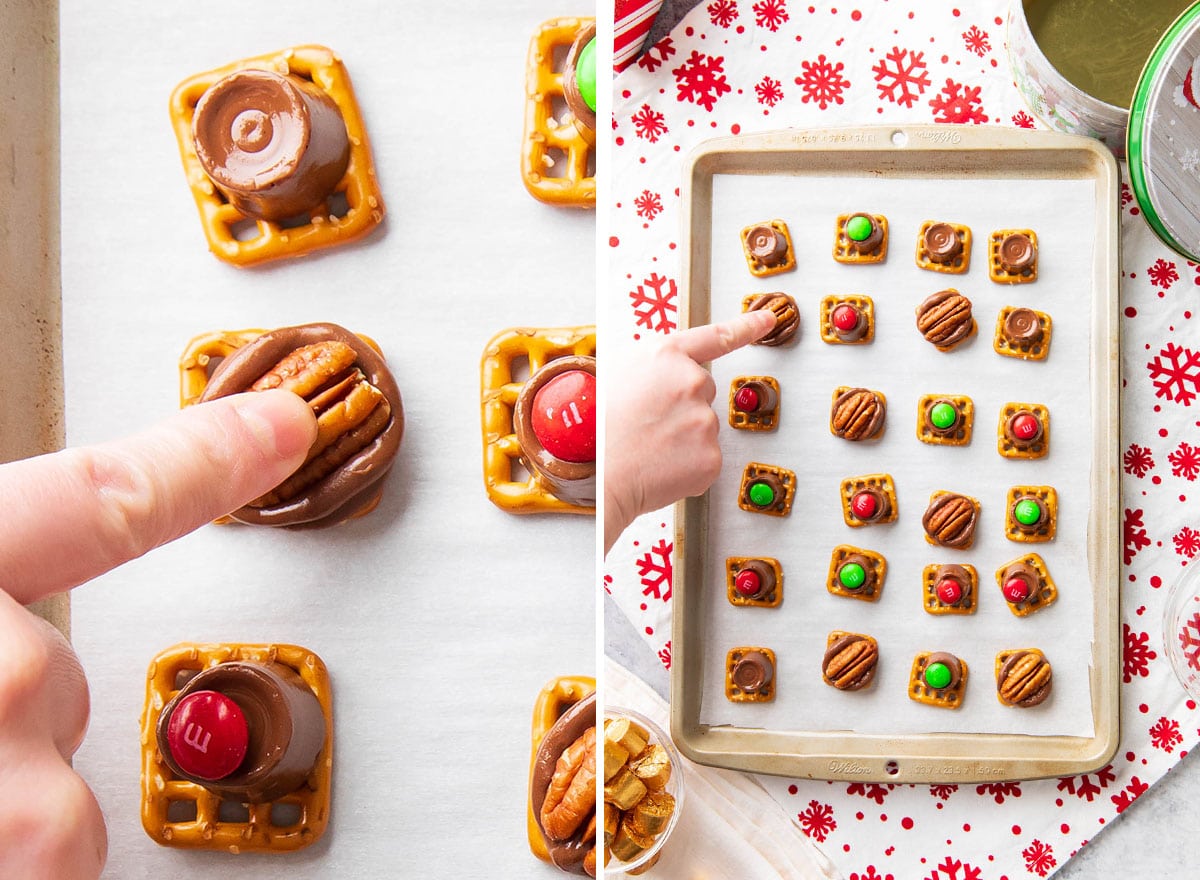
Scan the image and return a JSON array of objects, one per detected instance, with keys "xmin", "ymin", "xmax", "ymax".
[{"xmin": 614, "ymin": 0, "xmax": 664, "ymax": 71}]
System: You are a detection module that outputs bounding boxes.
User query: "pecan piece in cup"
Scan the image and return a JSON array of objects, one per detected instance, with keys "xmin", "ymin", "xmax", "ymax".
[{"xmin": 198, "ymin": 322, "xmax": 403, "ymax": 527}]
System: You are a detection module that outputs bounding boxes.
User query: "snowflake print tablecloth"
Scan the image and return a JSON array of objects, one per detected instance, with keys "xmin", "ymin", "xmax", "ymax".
[{"xmin": 604, "ymin": 2, "xmax": 1200, "ymax": 879}]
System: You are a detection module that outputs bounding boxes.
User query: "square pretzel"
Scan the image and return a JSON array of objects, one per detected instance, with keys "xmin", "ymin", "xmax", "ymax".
[
  {"xmin": 140, "ymin": 643, "xmax": 333, "ymax": 852},
  {"xmin": 520, "ymin": 17, "xmax": 596, "ymax": 208},
  {"xmin": 989, "ymin": 229, "xmax": 1039, "ymax": 283},
  {"xmin": 917, "ymin": 394, "xmax": 974, "ymax": 446},
  {"xmin": 819, "ymin": 295, "xmax": 875, "ymax": 344},
  {"xmin": 528, "ymin": 675, "xmax": 596, "ymax": 862},
  {"xmin": 725, "ymin": 646, "xmax": 777, "ymax": 702},
  {"xmin": 997, "ymin": 402, "xmax": 1050, "ymax": 459},
  {"xmin": 923, "ymin": 490, "xmax": 980, "ymax": 549},
  {"xmin": 169, "ymin": 45, "xmax": 385, "ymax": 267},
  {"xmin": 737, "ymin": 462, "xmax": 796, "ymax": 517},
  {"xmin": 740, "ymin": 220, "xmax": 796, "ymax": 276},
  {"xmin": 833, "ymin": 213, "xmax": 888, "ymax": 263},
  {"xmin": 915, "ymin": 221, "xmax": 972, "ymax": 273},
  {"xmin": 1006, "ymin": 485, "xmax": 1058, "ymax": 542},
  {"xmin": 922, "ymin": 563, "xmax": 979, "ymax": 615},
  {"xmin": 481, "ymin": 326, "xmax": 596, "ymax": 515},
  {"xmin": 995, "ymin": 553, "xmax": 1058, "ymax": 616},
  {"xmin": 839, "ymin": 473, "xmax": 898, "ymax": 527},
  {"xmin": 728, "ymin": 376, "xmax": 781, "ymax": 431},
  {"xmin": 909, "ymin": 652, "xmax": 968, "ymax": 708},
  {"xmin": 994, "ymin": 307, "xmax": 1053, "ymax": 360},
  {"xmin": 826, "ymin": 545, "xmax": 887, "ymax": 602},
  {"xmin": 726, "ymin": 556, "xmax": 783, "ymax": 607}
]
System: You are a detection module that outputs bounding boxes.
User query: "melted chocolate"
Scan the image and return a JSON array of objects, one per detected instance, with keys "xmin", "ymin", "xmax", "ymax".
[
  {"xmin": 923, "ymin": 223, "xmax": 962, "ymax": 262},
  {"xmin": 1003, "ymin": 308, "xmax": 1043, "ymax": 344},
  {"xmin": 514, "ymin": 356, "xmax": 596, "ymax": 507},
  {"xmin": 999, "ymin": 233, "xmax": 1036, "ymax": 272},
  {"xmin": 193, "ymin": 69, "xmax": 350, "ymax": 221},
  {"xmin": 531, "ymin": 692, "xmax": 596, "ymax": 874},
  {"xmin": 732, "ymin": 651, "xmax": 773, "ymax": 693},
  {"xmin": 745, "ymin": 225, "xmax": 788, "ymax": 266},
  {"xmin": 199, "ymin": 323, "xmax": 404, "ymax": 528},
  {"xmin": 156, "ymin": 661, "xmax": 326, "ymax": 803}
]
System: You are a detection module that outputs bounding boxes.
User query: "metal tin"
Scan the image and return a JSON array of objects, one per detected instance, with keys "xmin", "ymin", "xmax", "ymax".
[
  {"xmin": 1127, "ymin": 5, "xmax": 1200, "ymax": 261},
  {"xmin": 1008, "ymin": 0, "xmax": 1195, "ymax": 158}
]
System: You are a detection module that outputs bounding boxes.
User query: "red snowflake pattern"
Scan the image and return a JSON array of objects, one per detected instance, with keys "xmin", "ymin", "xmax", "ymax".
[
  {"xmin": 629, "ymin": 273, "xmax": 678, "ymax": 334},
  {"xmin": 1124, "ymin": 443, "xmax": 1155, "ymax": 478},
  {"xmin": 1150, "ymin": 716, "xmax": 1183, "ymax": 752},
  {"xmin": 1123, "ymin": 623, "xmax": 1157, "ymax": 683},
  {"xmin": 1179, "ymin": 611, "xmax": 1200, "ymax": 670},
  {"xmin": 637, "ymin": 36, "xmax": 677, "ymax": 73},
  {"xmin": 1057, "ymin": 764, "xmax": 1115, "ymax": 801},
  {"xmin": 634, "ymin": 190, "xmax": 664, "ymax": 221},
  {"xmin": 1012, "ymin": 110, "xmax": 1035, "ymax": 128},
  {"xmin": 672, "ymin": 50, "xmax": 733, "ymax": 112},
  {"xmin": 707, "ymin": 0, "xmax": 739, "ymax": 28},
  {"xmin": 1148, "ymin": 342, "xmax": 1200, "ymax": 406},
  {"xmin": 962, "ymin": 25, "xmax": 991, "ymax": 56},
  {"xmin": 1169, "ymin": 441, "xmax": 1200, "ymax": 480},
  {"xmin": 929, "ymin": 78, "xmax": 990, "ymax": 124},
  {"xmin": 925, "ymin": 857, "xmax": 982, "ymax": 880},
  {"xmin": 846, "ymin": 782, "xmax": 893, "ymax": 804},
  {"xmin": 797, "ymin": 54, "xmax": 851, "ymax": 109},
  {"xmin": 1175, "ymin": 525, "xmax": 1200, "ymax": 559},
  {"xmin": 636, "ymin": 538, "xmax": 673, "ymax": 601},
  {"xmin": 796, "ymin": 800, "xmax": 836, "ymax": 841},
  {"xmin": 1148, "ymin": 257, "xmax": 1180, "ymax": 290},
  {"xmin": 658, "ymin": 640, "xmax": 672, "ymax": 670},
  {"xmin": 753, "ymin": 0, "xmax": 789, "ymax": 32},
  {"xmin": 1022, "ymin": 839, "xmax": 1056, "ymax": 877},
  {"xmin": 1111, "ymin": 776, "xmax": 1149, "ymax": 813},
  {"xmin": 929, "ymin": 783, "xmax": 958, "ymax": 801},
  {"xmin": 850, "ymin": 868, "xmax": 894, "ymax": 880},
  {"xmin": 975, "ymin": 781, "xmax": 1021, "ymax": 804},
  {"xmin": 871, "ymin": 47, "xmax": 931, "ymax": 108},
  {"xmin": 1124, "ymin": 507, "xmax": 1151, "ymax": 565},
  {"xmin": 755, "ymin": 75, "xmax": 784, "ymax": 107},
  {"xmin": 631, "ymin": 104, "xmax": 668, "ymax": 142}
]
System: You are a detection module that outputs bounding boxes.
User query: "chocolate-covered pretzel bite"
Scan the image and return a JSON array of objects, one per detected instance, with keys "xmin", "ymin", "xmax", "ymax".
[{"xmin": 199, "ymin": 322, "xmax": 403, "ymax": 527}]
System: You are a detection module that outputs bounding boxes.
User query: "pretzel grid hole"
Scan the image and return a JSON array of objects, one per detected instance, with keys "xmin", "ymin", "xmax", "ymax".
[{"xmin": 166, "ymin": 800, "xmax": 197, "ymax": 822}]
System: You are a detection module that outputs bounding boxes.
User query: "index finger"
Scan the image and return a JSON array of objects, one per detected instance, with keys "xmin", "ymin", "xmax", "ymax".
[
  {"xmin": 0, "ymin": 390, "xmax": 316, "ymax": 605},
  {"xmin": 672, "ymin": 309, "xmax": 777, "ymax": 364}
]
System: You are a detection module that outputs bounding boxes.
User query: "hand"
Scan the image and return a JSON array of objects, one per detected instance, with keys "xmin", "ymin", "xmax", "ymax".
[
  {"xmin": 0, "ymin": 390, "xmax": 316, "ymax": 879},
  {"xmin": 605, "ymin": 309, "xmax": 776, "ymax": 553}
]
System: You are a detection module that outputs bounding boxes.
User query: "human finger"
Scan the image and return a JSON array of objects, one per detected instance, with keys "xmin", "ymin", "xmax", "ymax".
[
  {"xmin": 0, "ymin": 389, "xmax": 316, "ymax": 604},
  {"xmin": 671, "ymin": 309, "xmax": 776, "ymax": 364}
]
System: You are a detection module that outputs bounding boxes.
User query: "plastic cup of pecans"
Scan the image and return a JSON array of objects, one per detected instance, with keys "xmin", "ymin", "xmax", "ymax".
[
  {"xmin": 602, "ymin": 707, "xmax": 685, "ymax": 875},
  {"xmin": 1163, "ymin": 563, "xmax": 1200, "ymax": 701}
]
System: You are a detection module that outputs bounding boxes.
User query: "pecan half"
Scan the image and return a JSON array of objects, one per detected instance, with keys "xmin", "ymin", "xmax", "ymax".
[
  {"xmin": 998, "ymin": 651, "xmax": 1052, "ymax": 707},
  {"xmin": 199, "ymin": 323, "xmax": 404, "ymax": 527},
  {"xmin": 831, "ymin": 388, "xmax": 885, "ymax": 441},
  {"xmin": 922, "ymin": 493, "xmax": 977, "ymax": 548},
  {"xmin": 541, "ymin": 726, "xmax": 598, "ymax": 843},
  {"xmin": 823, "ymin": 634, "xmax": 878, "ymax": 690},
  {"xmin": 916, "ymin": 289, "xmax": 974, "ymax": 349},
  {"xmin": 746, "ymin": 292, "xmax": 799, "ymax": 345}
]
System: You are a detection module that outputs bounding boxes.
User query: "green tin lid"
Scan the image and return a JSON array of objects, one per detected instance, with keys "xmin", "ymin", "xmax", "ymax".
[{"xmin": 1128, "ymin": 2, "xmax": 1200, "ymax": 262}]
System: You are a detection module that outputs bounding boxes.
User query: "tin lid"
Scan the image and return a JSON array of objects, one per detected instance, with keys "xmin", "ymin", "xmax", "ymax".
[{"xmin": 1128, "ymin": 3, "xmax": 1200, "ymax": 261}]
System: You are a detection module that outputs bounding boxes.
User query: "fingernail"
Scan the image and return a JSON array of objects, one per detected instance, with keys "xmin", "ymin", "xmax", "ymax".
[{"xmin": 230, "ymin": 390, "xmax": 317, "ymax": 462}]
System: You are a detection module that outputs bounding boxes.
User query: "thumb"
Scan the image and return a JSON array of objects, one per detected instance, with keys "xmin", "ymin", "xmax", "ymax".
[
  {"xmin": 0, "ymin": 390, "xmax": 316, "ymax": 604},
  {"xmin": 672, "ymin": 308, "xmax": 776, "ymax": 364}
]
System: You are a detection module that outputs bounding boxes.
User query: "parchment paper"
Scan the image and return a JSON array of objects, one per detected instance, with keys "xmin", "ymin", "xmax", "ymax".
[
  {"xmin": 59, "ymin": 2, "xmax": 594, "ymax": 878},
  {"xmin": 698, "ymin": 172, "xmax": 1097, "ymax": 737}
]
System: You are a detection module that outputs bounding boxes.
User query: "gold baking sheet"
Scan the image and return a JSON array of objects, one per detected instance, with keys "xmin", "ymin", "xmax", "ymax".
[{"xmin": 671, "ymin": 126, "xmax": 1120, "ymax": 783}]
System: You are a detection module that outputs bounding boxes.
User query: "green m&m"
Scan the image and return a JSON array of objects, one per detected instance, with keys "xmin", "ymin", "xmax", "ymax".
[
  {"xmin": 1014, "ymin": 497, "xmax": 1044, "ymax": 527},
  {"xmin": 929, "ymin": 401, "xmax": 958, "ymax": 431},
  {"xmin": 576, "ymin": 37, "xmax": 597, "ymax": 112},
  {"xmin": 845, "ymin": 214, "xmax": 874, "ymax": 242},
  {"xmin": 924, "ymin": 662, "xmax": 952, "ymax": 689},
  {"xmin": 838, "ymin": 562, "xmax": 866, "ymax": 590},
  {"xmin": 748, "ymin": 481, "xmax": 776, "ymax": 508}
]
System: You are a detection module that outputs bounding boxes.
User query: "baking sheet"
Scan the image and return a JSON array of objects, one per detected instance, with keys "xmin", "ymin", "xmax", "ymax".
[
  {"xmin": 702, "ymin": 174, "xmax": 1094, "ymax": 738},
  {"xmin": 672, "ymin": 126, "xmax": 1120, "ymax": 783},
  {"xmin": 58, "ymin": 2, "xmax": 594, "ymax": 877}
]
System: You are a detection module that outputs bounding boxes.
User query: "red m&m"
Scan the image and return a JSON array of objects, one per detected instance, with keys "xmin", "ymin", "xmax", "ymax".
[
  {"xmin": 165, "ymin": 690, "xmax": 249, "ymax": 781},
  {"xmin": 531, "ymin": 370, "xmax": 595, "ymax": 463},
  {"xmin": 850, "ymin": 491, "xmax": 878, "ymax": 520},
  {"xmin": 936, "ymin": 578, "xmax": 963, "ymax": 605},
  {"xmin": 733, "ymin": 386, "xmax": 760, "ymax": 412},
  {"xmin": 832, "ymin": 304, "xmax": 860, "ymax": 332},
  {"xmin": 735, "ymin": 569, "xmax": 761, "ymax": 597},
  {"xmin": 1010, "ymin": 412, "xmax": 1041, "ymax": 441},
  {"xmin": 1003, "ymin": 576, "xmax": 1032, "ymax": 604}
]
